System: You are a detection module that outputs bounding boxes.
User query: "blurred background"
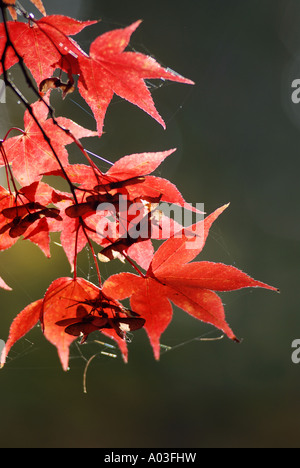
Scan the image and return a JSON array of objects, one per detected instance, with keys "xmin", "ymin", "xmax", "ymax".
[{"xmin": 0, "ymin": 0, "xmax": 299, "ymax": 448}]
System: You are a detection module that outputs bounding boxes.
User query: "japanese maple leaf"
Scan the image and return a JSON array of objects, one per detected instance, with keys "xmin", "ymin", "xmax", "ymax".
[
  {"xmin": 1, "ymin": 97, "xmax": 97, "ymax": 186},
  {"xmin": 50, "ymin": 148, "xmax": 197, "ymax": 210},
  {"xmin": 103, "ymin": 205, "xmax": 278, "ymax": 359},
  {"xmin": 0, "ymin": 15, "xmax": 96, "ymax": 86},
  {"xmin": 0, "ymin": 181, "xmax": 64, "ymax": 257},
  {"xmin": 41, "ymin": 277, "xmax": 133, "ymax": 370},
  {"xmin": 77, "ymin": 21, "xmax": 194, "ymax": 135},
  {"xmin": 0, "ymin": 277, "xmax": 138, "ymax": 371}
]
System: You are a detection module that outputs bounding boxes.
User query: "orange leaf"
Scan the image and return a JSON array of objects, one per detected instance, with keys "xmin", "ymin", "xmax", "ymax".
[{"xmin": 30, "ymin": 0, "xmax": 46, "ymax": 16}]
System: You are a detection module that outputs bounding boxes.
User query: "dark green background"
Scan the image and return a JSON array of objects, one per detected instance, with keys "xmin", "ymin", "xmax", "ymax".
[{"xmin": 0, "ymin": 0, "xmax": 299, "ymax": 448}]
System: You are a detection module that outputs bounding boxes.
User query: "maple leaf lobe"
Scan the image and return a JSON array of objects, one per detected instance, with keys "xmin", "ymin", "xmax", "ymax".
[
  {"xmin": 103, "ymin": 205, "xmax": 278, "ymax": 359},
  {"xmin": 78, "ymin": 20, "xmax": 194, "ymax": 135}
]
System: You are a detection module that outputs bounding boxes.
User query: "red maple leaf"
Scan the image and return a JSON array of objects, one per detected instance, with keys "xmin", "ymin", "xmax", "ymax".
[
  {"xmin": 77, "ymin": 21, "xmax": 194, "ymax": 135},
  {"xmin": 0, "ymin": 15, "xmax": 96, "ymax": 86},
  {"xmin": 48, "ymin": 149, "xmax": 190, "ymax": 207},
  {"xmin": 49, "ymin": 148, "xmax": 199, "ymax": 220},
  {"xmin": 48, "ymin": 149, "xmax": 177, "ymax": 190},
  {"xmin": 1, "ymin": 97, "xmax": 97, "ymax": 186},
  {"xmin": 103, "ymin": 205, "xmax": 278, "ymax": 359},
  {"xmin": 0, "ymin": 277, "xmax": 144, "ymax": 370}
]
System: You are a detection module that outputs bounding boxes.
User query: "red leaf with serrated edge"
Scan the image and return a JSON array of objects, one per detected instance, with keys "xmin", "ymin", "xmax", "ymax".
[
  {"xmin": 0, "ymin": 299, "xmax": 43, "ymax": 368},
  {"xmin": 42, "ymin": 278, "xmax": 98, "ymax": 370},
  {"xmin": 78, "ymin": 21, "xmax": 194, "ymax": 135},
  {"xmin": 157, "ymin": 262, "xmax": 278, "ymax": 292},
  {"xmin": 46, "ymin": 149, "xmax": 176, "ymax": 189},
  {"xmin": 1, "ymin": 97, "xmax": 96, "ymax": 186},
  {"xmin": 47, "ymin": 149, "xmax": 196, "ymax": 210},
  {"xmin": 0, "ymin": 16, "xmax": 96, "ymax": 86},
  {"xmin": 103, "ymin": 205, "xmax": 278, "ymax": 359},
  {"xmin": 41, "ymin": 277, "xmax": 129, "ymax": 370},
  {"xmin": 107, "ymin": 149, "xmax": 176, "ymax": 179},
  {"xmin": 103, "ymin": 273, "xmax": 172, "ymax": 360},
  {"xmin": 0, "ymin": 278, "xmax": 132, "ymax": 370}
]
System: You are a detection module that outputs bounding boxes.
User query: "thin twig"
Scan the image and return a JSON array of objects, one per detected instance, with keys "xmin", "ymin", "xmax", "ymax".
[
  {"xmin": 0, "ymin": 3, "xmax": 78, "ymax": 202},
  {"xmin": 83, "ymin": 353, "xmax": 97, "ymax": 394},
  {"xmin": 0, "ymin": 3, "xmax": 108, "ymax": 284}
]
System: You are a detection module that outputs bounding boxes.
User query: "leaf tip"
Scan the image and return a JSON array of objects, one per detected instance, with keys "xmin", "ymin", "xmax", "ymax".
[
  {"xmin": 133, "ymin": 19, "xmax": 143, "ymax": 28},
  {"xmin": 158, "ymin": 117, "xmax": 167, "ymax": 130},
  {"xmin": 153, "ymin": 341, "xmax": 161, "ymax": 361},
  {"xmin": 0, "ymin": 347, "xmax": 7, "ymax": 369},
  {"xmin": 213, "ymin": 203, "xmax": 230, "ymax": 219},
  {"xmin": 58, "ymin": 348, "xmax": 71, "ymax": 372},
  {"xmin": 255, "ymin": 281, "xmax": 279, "ymax": 293}
]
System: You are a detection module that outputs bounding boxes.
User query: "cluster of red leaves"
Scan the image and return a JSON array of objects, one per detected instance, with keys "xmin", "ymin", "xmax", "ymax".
[{"xmin": 0, "ymin": 2, "xmax": 278, "ymax": 371}]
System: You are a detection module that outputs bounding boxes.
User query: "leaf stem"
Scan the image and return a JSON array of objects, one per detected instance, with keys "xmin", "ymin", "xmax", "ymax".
[{"xmin": 122, "ymin": 252, "xmax": 146, "ymax": 278}]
